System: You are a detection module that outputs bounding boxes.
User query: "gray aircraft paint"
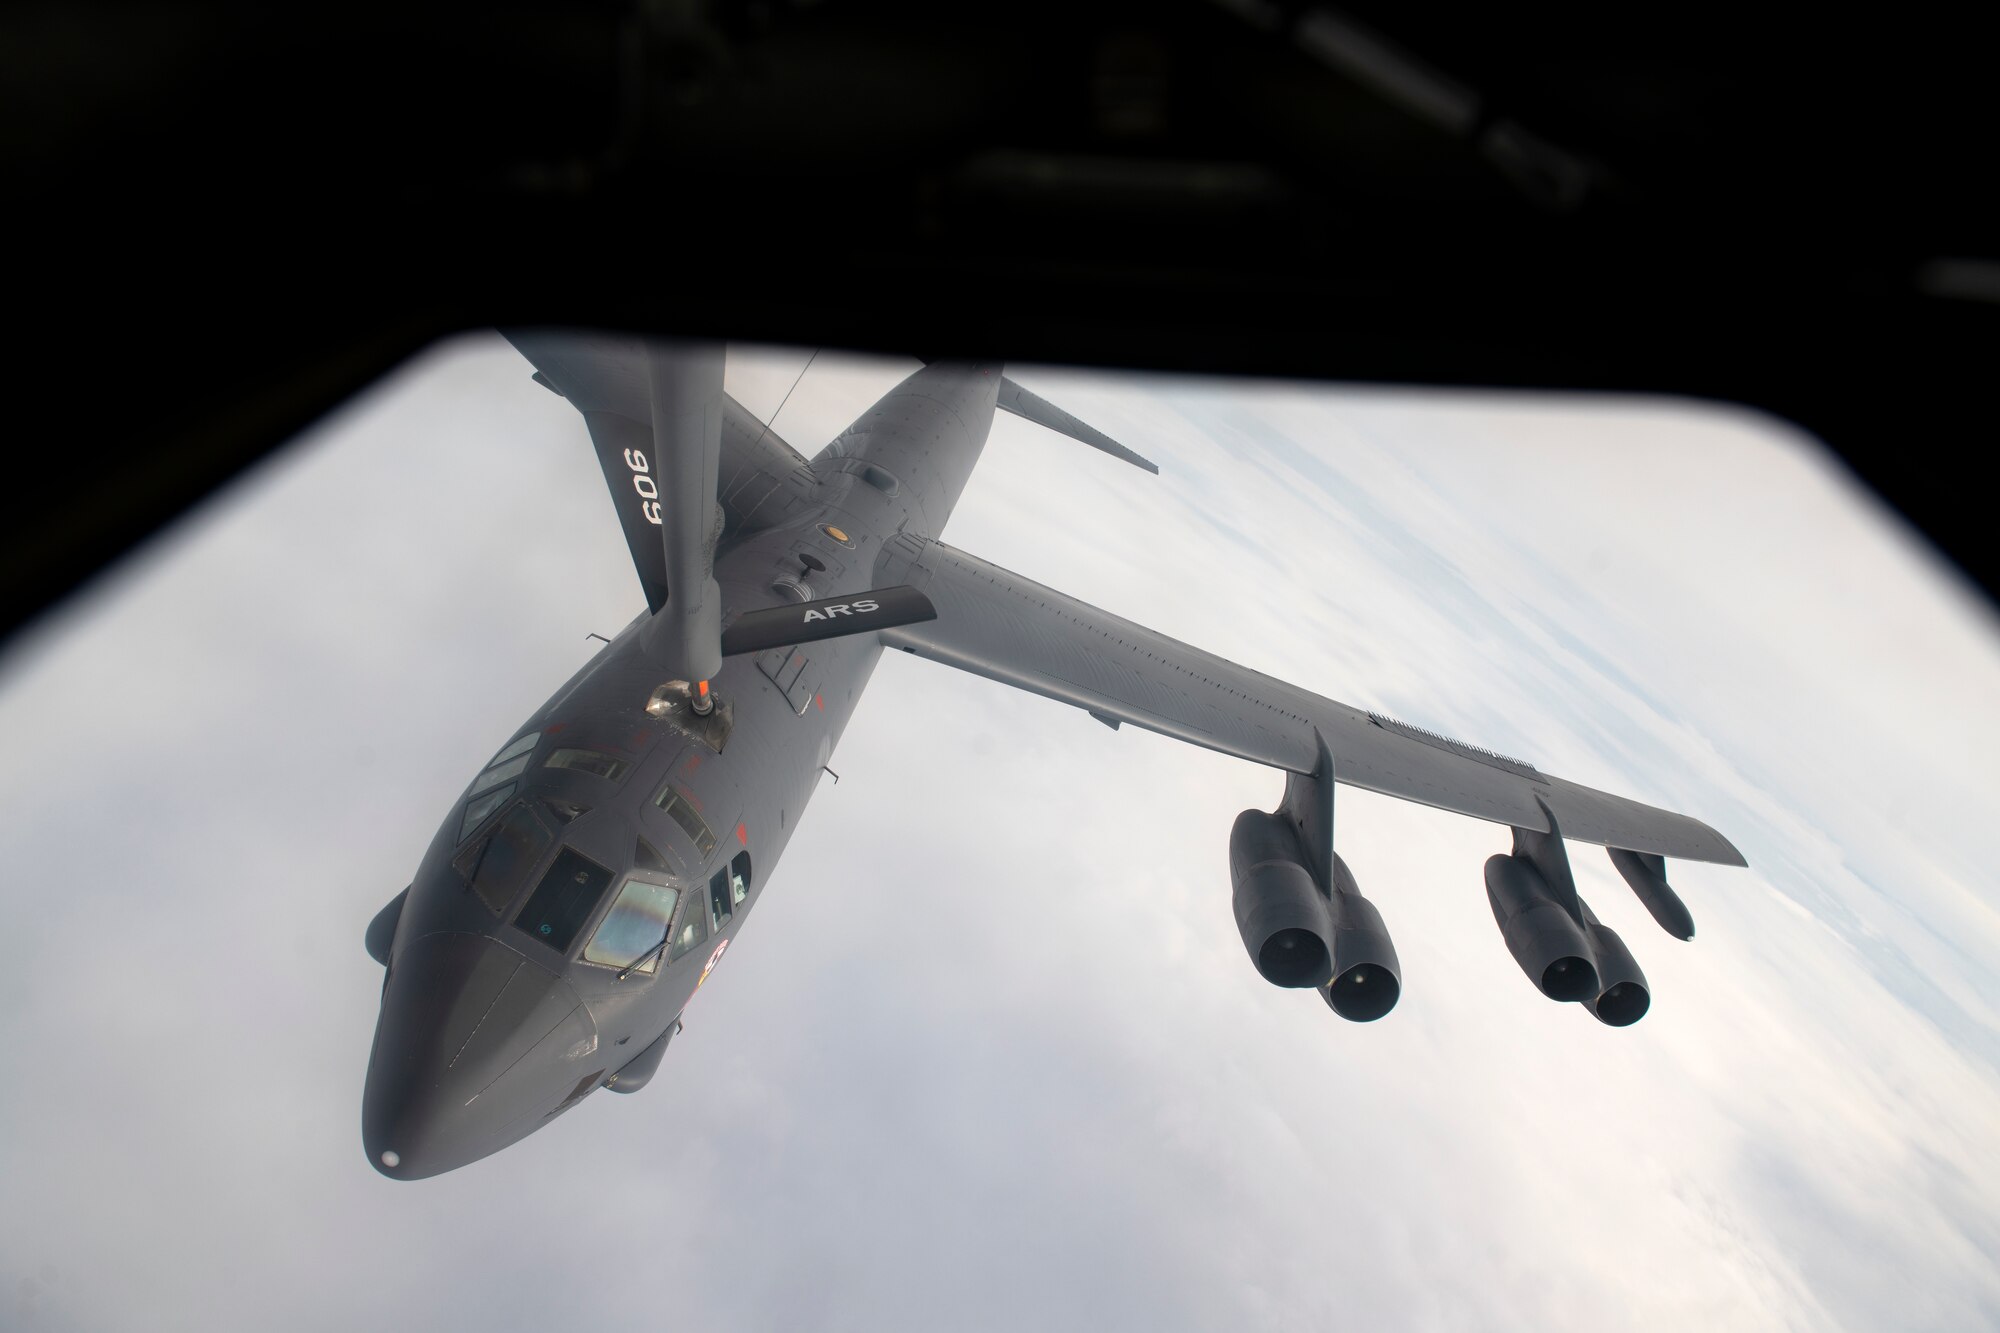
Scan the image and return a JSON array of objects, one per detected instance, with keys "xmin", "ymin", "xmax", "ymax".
[
  {"xmin": 364, "ymin": 360, "xmax": 1006, "ymax": 1177},
  {"xmin": 363, "ymin": 347, "xmax": 1743, "ymax": 1179}
]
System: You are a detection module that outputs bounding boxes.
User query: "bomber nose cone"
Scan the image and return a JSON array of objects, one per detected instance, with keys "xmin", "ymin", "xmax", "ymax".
[{"xmin": 363, "ymin": 932, "xmax": 599, "ymax": 1180}]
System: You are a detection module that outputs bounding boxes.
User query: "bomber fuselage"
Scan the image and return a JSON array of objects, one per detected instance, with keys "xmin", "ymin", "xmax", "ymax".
[{"xmin": 362, "ymin": 363, "xmax": 1000, "ymax": 1179}]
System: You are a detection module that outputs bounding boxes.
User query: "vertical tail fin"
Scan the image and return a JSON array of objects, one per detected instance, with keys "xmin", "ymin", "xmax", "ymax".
[
  {"xmin": 997, "ymin": 377, "xmax": 1159, "ymax": 474},
  {"xmin": 911, "ymin": 357, "xmax": 1157, "ymax": 472}
]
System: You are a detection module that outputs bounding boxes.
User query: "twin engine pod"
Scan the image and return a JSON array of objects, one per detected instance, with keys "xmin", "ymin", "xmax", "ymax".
[
  {"xmin": 1484, "ymin": 852, "xmax": 1651, "ymax": 1026},
  {"xmin": 1229, "ymin": 809, "xmax": 1400, "ymax": 1021}
]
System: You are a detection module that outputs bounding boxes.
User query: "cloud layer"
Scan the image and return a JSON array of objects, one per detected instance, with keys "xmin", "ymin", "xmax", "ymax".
[{"xmin": 2, "ymin": 337, "xmax": 1995, "ymax": 1332}]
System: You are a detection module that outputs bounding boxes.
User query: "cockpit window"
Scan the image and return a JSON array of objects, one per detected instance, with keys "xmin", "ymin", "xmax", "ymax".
[
  {"xmin": 475, "ymin": 734, "xmax": 538, "ymax": 788},
  {"xmin": 516, "ymin": 847, "xmax": 616, "ymax": 953},
  {"xmin": 666, "ymin": 882, "xmax": 712, "ymax": 962},
  {"xmin": 488, "ymin": 732, "xmax": 539, "ymax": 769},
  {"xmin": 699, "ymin": 852, "xmax": 752, "ymax": 939},
  {"xmin": 653, "ymin": 784, "xmax": 717, "ymax": 857},
  {"xmin": 708, "ymin": 868, "xmax": 733, "ymax": 932},
  {"xmin": 454, "ymin": 802, "xmax": 554, "ymax": 916},
  {"xmin": 459, "ymin": 732, "xmax": 540, "ymax": 842},
  {"xmin": 545, "ymin": 748, "xmax": 631, "ymax": 783},
  {"xmin": 460, "ymin": 784, "xmax": 514, "ymax": 841},
  {"xmin": 582, "ymin": 878, "xmax": 682, "ymax": 974}
]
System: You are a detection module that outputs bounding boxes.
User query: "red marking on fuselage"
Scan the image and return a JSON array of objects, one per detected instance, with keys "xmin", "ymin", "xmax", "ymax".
[
  {"xmin": 814, "ymin": 693, "xmax": 824, "ymax": 711},
  {"xmin": 736, "ymin": 822, "xmax": 748, "ymax": 846}
]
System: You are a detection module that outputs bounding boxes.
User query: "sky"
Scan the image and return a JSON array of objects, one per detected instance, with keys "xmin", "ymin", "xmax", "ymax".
[{"xmin": 3, "ymin": 335, "xmax": 1997, "ymax": 1332}]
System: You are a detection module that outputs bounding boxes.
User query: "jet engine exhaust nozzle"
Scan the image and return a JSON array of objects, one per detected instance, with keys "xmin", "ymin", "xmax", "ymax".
[
  {"xmin": 1258, "ymin": 926, "xmax": 1330, "ymax": 987},
  {"xmin": 1319, "ymin": 852, "xmax": 1401, "ymax": 1022},
  {"xmin": 1323, "ymin": 961, "xmax": 1400, "ymax": 1022},
  {"xmin": 1229, "ymin": 811, "xmax": 1401, "ymax": 1019},
  {"xmin": 1230, "ymin": 810, "xmax": 1336, "ymax": 988},
  {"xmin": 1580, "ymin": 906, "xmax": 1651, "ymax": 1027},
  {"xmin": 1484, "ymin": 854, "xmax": 1601, "ymax": 1003}
]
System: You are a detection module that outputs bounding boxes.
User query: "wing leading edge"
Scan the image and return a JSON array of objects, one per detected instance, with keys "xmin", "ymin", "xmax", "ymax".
[{"xmin": 874, "ymin": 535, "xmax": 1746, "ymax": 867}]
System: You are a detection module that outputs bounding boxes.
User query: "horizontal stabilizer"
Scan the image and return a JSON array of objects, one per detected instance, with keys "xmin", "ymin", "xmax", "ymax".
[
  {"xmin": 999, "ymin": 377, "xmax": 1159, "ymax": 474},
  {"xmin": 721, "ymin": 586, "xmax": 936, "ymax": 657}
]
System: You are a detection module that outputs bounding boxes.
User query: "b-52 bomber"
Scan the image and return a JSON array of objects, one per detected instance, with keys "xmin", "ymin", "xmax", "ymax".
[{"xmin": 362, "ymin": 339, "xmax": 1746, "ymax": 1179}]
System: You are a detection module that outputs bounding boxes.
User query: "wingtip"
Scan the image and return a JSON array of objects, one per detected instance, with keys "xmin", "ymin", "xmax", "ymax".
[
  {"xmin": 1703, "ymin": 823, "xmax": 1751, "ymax": 869},
  {"xmin": 1101, "ymin": 438, "xmax": 1159, "ymax": 474}
]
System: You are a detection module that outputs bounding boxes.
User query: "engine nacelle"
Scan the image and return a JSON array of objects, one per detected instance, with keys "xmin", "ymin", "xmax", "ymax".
[
  {"xmin": 1484, "ymin": 853, "xmax": 1600, "ymax": 1002},
  {"xmin": 1579, "ymin": 903, "xmax": 1650, "ymax": 1026},
  {"xmin": 1230, "ymin": 810, "xmax": 1335, "ymax": 988},
  {"xmin": 1319, "ymin": 851, "xmax": 1401, "ymax": 1022},
  {"xmin": 1230, "ymin": 809, "xmax": 1401, "ymax": 1018}
]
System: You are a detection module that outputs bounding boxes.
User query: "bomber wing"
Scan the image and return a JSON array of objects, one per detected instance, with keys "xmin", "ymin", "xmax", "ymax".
[{"xmin": 873, "ymin": 534, "xmax": 1744, "ymax": 867}]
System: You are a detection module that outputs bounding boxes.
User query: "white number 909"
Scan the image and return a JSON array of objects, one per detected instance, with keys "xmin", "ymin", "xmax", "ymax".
[{"xmin": 622, "ymin": 448, "xmax": 662, "ymax": 525}]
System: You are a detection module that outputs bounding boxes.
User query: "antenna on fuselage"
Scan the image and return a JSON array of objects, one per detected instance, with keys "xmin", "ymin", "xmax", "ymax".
[{"xmin": 747, "ymin": 348, "xmax": 818, "ymax": 456}]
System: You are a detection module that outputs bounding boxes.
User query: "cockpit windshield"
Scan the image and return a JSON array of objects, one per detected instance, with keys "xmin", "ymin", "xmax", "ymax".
[
  {"xmin": 514, "ymin": 847, "xmax": 614, "ymax": 952},
  {"xmin": 454, "ymin": 802, "xmax": 554, "ymax": 916},
  {"xmin": 582, "ymin": 878, "xmax": 682, "ymax": 975},
  {"xmin": 667, "ymin": 885, "xmax": 711, "ymax": 962}
]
